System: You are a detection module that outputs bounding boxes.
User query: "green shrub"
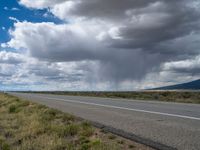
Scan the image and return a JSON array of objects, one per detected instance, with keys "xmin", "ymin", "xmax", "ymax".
[
  {"xmin": 90, "ymin": 139, "xmax": 101, "ymax": 146},
  {"xmin": 9, "ymin": 105, "xmax": 17, "ymax": 113},
  {"xmin": 81, "ymin": 122, "xmax": 94, "ymax": 137},
  {"xmin": 64, "ymin": 124, "xmax": 79, "ymax": 136},
  {"xmin": 40, "ymin": 109, "xmax": 60, "ymax": 121},
  {"xmin": 80, "ymin": 143, "xmax": 90, "ymax": 150},
  {"xmin": 62, "ymin": 114, "xmax": 75, "ymax": 123},
  {"xmin": 79, "ymin": 136, "xmax": 90, "ymax": 144},
  {"xmin": 46, "ymin": 125, "xmax": 66, "ymax": 137},
  {"xmin": 0, "ymin": 139, "xmax": 10, "ymax": 150},
  {"xmin": 182, "ymin": 92, "xmax": 191, "ymax": 99}
]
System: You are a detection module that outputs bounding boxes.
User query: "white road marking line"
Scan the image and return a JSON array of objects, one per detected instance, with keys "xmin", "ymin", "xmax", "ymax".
[{"xmin": 29, "ymin": 94, "xmax": 200, "ymax": 121}]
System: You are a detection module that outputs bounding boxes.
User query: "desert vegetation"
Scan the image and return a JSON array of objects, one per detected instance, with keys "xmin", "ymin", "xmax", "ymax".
[
  {"xmin": 0, "ymin": 93, "xmax": 151, "ymax": 150},
  {"xmin": 29, "ymin": 91, "xmax": 200, "ymax": 104}
]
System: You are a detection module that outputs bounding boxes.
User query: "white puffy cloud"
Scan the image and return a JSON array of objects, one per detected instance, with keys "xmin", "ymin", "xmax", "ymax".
[
  {"xmin": 1, "ymin": 0, "xmax": 200, "ymax": 90},
  {"xmin": 140, "ymin": 55, "xmax": 200, "ymax": 88},
  {"xmin": 0, "ymin": 50, "xmax": 95, "ymax": 90},
  {"xmin": 4, "ymin": 21, "xmax": 164, "ymax": 83},
  {"xmin": 19, "ymin": 0, "xmax": 66, "ymax": 9},
  {"xmin": 18, "ymin": 0, "xmax": 200, "ymax": 53},
  {"xmin": 163, "ymin": 55, "xmax": 200, "ymax": 74},
  {"xmin": 6, "ymin": 21, "xmax": 106, "ymax": 62},
  {"xmin": 0, "ymin": 51, "xmax": 25, "ymax": 64}
]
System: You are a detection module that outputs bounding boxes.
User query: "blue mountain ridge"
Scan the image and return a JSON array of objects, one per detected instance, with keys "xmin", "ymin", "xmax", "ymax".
[{"xmin": 152, "ymin": 79, "xmax": 200, "ymax": 90}]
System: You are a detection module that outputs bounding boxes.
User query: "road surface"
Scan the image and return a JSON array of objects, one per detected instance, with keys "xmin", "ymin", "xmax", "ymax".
[{"xmin": 9, "ymin": 92, "xmax": 200, "ymax": 150}]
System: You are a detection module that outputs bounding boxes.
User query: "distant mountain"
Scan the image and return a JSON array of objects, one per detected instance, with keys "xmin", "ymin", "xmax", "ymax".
[{"xmin": 152, "ymin": 79, "xmax": 200, "ymax": 90}]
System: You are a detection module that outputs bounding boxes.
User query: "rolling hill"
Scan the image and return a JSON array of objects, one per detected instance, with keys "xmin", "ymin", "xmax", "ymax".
[{"xmin": 152, "ymin": 79, "xmax": 200, "ymax": 90}]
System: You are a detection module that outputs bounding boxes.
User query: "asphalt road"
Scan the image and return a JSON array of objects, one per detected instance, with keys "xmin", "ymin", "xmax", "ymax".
[{"xmin": 9, "ymin": 92, "xmax": 200, "ymax": 150}]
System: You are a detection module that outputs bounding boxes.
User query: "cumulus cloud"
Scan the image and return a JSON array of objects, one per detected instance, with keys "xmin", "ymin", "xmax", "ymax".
[
  {"xmin": 1, "ymin": 0, "xmax": 200, "ymax": 90},
  {"xmin": 0, "ymin": 51, "xmax": 25, "ymax": 64},
  {"xmin": 6, "ymin": 21, "xmax": 106, "ymax": 61},
  {"xmin": 163, "ymin": 55, "xmax": 200, "ymax": 75},
  {"xmin": 0, "ymin": 51, "xmax": 93, "ymax": 90},
  {"xmin": 47, "ymin": 0, "xmax": 200, "ymax": 58},
  {"xmin": 19, "ymin": 0, "xmax": 66, "ymax": 9},
  {"xmin": 5, "ymin": 21, "xmax": 164, "ymax": 82}
]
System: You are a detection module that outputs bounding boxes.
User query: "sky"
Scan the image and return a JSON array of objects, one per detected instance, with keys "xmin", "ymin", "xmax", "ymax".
[{"xmin": 0, "ymin": 0, "xmax": 200, "ymax": 91}]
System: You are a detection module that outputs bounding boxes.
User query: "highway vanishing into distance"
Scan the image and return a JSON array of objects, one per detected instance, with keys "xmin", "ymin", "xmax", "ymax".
[{"xmin": 10, "ymin": 92, "xmax": 200, "ymax": 150}]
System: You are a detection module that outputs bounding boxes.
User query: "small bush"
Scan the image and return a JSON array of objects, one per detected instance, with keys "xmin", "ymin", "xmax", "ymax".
[
  {"xmin": 182, "ymin": 92, "xmax": 191, "ymax": 99},
  {"xmin": 90, "ymin": 139, "xmax": 101, "ymax": 146},
  {"xmin": 62, "ymin": 114, "xmax": 75, "ymax": 123},
  {"xmin": 79, "ymin": 136, "xmax": 90, "ymax": 144},
  {"xmin": 1, "ymin": 143, "xmax": 10, "ymax": 150},
  {"xmin": 14, "ymin": 98, "xmax": 20, "ymax": 102},
  {"xmin": 0, "ymin": 139, "xmax": 10, "ymax": 150},
  {"xmin": 81, "ymin": 122, "xmax": 94, "ymax": 137},
  {"xmin": 64, "ymin": 124, "xmax": 79, "ymax": 136},
  {"xmin": 40, "ymin": 109, "xmax": 60, "ymax": 121},
  {"xmin": 9, "ymin": 105, "xmax": 17, "ymax": 113},
  {"xmin": 129, "ymin": 144, "xmax": 136, "ymax": 149},
  {"xmin": 46, "ymin": 125, "xmax": 66, "ymax": 137},
  {"xmin": 80, "ymin": 143, "xmax": 90, "ymax": 150}
]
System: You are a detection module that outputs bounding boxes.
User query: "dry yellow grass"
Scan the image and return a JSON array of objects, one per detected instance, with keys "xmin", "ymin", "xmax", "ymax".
[{"xmin": 0, "ymin": 93, "xmax": 152, "ymax": 150}]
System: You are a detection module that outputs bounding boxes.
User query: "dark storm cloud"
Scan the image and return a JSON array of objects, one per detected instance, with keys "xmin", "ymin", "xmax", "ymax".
[
  {"xmin": 66, "ymin": 0, "xmax": 157, "ymax": 21},
  {"xmin": 75, "ymin": 50, "xmax": 164, "ymax": 82},
  {"xmin": 172, "ymin": 68, "xmax": 200, "ymax": 75},
  {"xmin": 6, "ymin": 0, "xmax": 200, "ymax": 86},
  {"xmin": 99, "ymin": 1, "xmax": 200, "ymax": 54},
  {"xmin": 97, "ymin": 51, "xmax": 162, "ymax": 82},
  {"xmin": 68, "ymin": 0, "xmax": 200, "ymax": 82},
  {"xmin": 56, "ymin": 0, "xmax": 200, "ymax": 81},
  {"xmin": 51, "ymin": 0, "xmax": 200, "ymax": 61}
]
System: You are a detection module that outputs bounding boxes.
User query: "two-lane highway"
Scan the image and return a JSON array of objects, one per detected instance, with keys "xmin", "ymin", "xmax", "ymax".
[{"xmin": 10, "ymin": 92, "xmax": 200, "ymax": 150}]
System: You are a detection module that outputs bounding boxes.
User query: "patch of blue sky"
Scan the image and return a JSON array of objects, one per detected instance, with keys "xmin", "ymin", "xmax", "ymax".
[{"xmin": 0, "ymin": 0, "xmax": 64, "ymax": 44}]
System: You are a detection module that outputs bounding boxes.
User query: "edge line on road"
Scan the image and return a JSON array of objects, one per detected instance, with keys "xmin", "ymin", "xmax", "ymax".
[{"xmin": 34, "ymin": 95, "xmax": 200, "ymax": 121}]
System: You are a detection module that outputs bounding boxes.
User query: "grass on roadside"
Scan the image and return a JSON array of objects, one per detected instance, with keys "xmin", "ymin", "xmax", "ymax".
[{"xmin": 0, "ymin": 93, "xmax": 151, "ymax": 150}]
